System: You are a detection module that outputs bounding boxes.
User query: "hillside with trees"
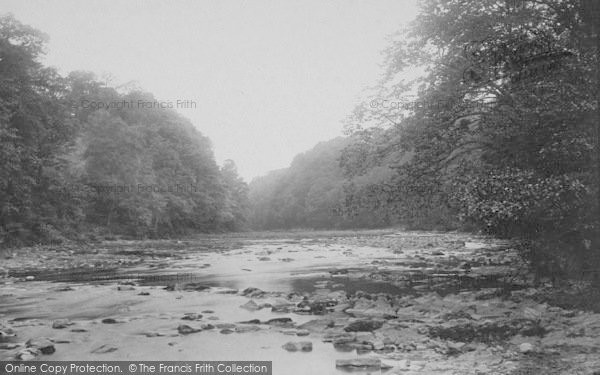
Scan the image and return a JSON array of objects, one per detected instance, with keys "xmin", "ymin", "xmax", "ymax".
[{"xmin": 0, "ymin": 14, "xmax": 249, "ymax": 246}]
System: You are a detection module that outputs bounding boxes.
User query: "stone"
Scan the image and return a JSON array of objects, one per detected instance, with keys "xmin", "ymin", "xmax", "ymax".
[
  {"xmin": 90, "ymin": 344, "xmax": 118, "ymax": 354},
  {"xmin": 181, "ymin": 283, "xmax": 211, "ymax": 291},
  {"xmin": 235, "ymin": 325, "xmax": 261, "ymax": 333},
  {"xmin": 52, "ymin": 320, "xmax": 73, "ymax": 329},
  {"xmin": 117, "ymin": 286, "xmax": 135, "ymax": 291},
  {"xmin": 181, "ymin": 313, "xmax": 202, "ymax": 320},
  {"xmin": 335, "ymin": 358, "xmax": 381, "ymax": 370},
  {"xmin": 177, "ymin": 324, "xmax": 201, "ymax": 334},
  {"xmin": 201, "ymin": 310, "xmax": 215, "ymax": 314},
  {"xmin": 16, "ymin": 349, "xmax": 38, "ymax": 360},
  {"xmin": 240, "ymin": 300, "xmax": 260, "ymax": 311},
  {"xmin": 519, "ymin": 342, "xmax": 534, "ymax": 354},
  {"xmin": 266, "ymin": 317, "xmax": 294, "ymax": 327},
  {"xmin": 239, "ymin": 319, "xmax": 261, "ymax": 324},
  {"xmin": 344, "ymin": 319, "xmax": 384, "ymax": 332},
  {"xmin": 101, "ymin": 318, "xmax": 118, "ymax": 324},
  {"xmin": 281, "ymin": 341, "xmax": 312, "ymax": 352},
  {"xmin": 220, "ymin": 329, "xmax": 234, "ymax": 334},
  {"xmin": 26, "ymin": 338, "xmax": 55, "ymax": 355},
  {"xmin": 241, "ymin": 287, "xmax": 266, "ymax": 298},
  {"xmin": 200, "ymin": 324, "xmax": 215, "ymax": 330},
  {"xmin": 138, "ymin": 291, "xmax": 150, "ymax": 296}
]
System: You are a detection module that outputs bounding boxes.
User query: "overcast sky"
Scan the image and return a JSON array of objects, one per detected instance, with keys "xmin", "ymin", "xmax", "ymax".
[{"xmin": 1, "ymin": 0, "xmax": 419, "ymax": 181}]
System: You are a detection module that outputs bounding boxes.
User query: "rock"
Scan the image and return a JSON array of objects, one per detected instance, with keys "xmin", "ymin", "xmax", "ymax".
[
  {"xmin": 344, "ymin": 319, "xmax": 384, "ymax": 332},
  {"xmin": 241, "ymin": 287, "xmax": 266, "ymax": 298},
  {"xmin": 25, "ymin": 276, "xmax": 35, "ymax": 281},
  {"xmin": 181, "ymin": 283, "xmax": 211, "ymax": 291},
  {"xmin": 52, "ymin": 320, "xmax": 73, "ymax": 329},
  {"xmin": 16, "ymin": 348, "xmax": 38, "ymax": 360},
  {"xmin": 216, "ymin": 323, "xmax": 236, "ymax": 329},
  {"xmin": 266, "ymin": 317, "xmax": 294, "ymax": 327},
  {"xmin": 26, "ymin": 338, "xmax": 55, "ymax": 355},
  {"xmin": 181, "ymin": 313, "xmax": 202, "ymax": 321},
  {"xmin": 220, "ymin": 329, "xmax": 234, "ymax": 334},
  {"xmin": 117, "ymin": 286, "xmax": 135, "ymax": 291},
  {"xmin": 0, "ymin": 329, "xmax": 17, "ymax": 342},
  {"xmin": 142, "ymin": 332, "xmax": 165, "ymax": 337},
  {"xmin": 138, "ymin": 291, "xmax": 150, "ymax": 296},
  {"xmin": 240, "ymin": 300, "xmax": 260, "ymax": 311},
  {"xmin": 177, "ymin": 324, "xmax": 201, "ymax": 334},
  {"xmin": 296, "ymin": 330, "xmax": 310, "ymax": 336},
  {"xmin": 282, "ymin": 341, "xmax": 312, "ymax": 352},
  {"xmin": 0, "ymin": 343, "xmax": 20, "ymax": 350},
  {"xmin": 101, "ymin": 318, "xmax": 118, "ymax": 324},
  {"xmin": 201, "ymin": 324, "xmax": 215, "ymax": 330},
  {"xmin": 90, "ymin": 344, "xmax": 118, "ymax": 354},
  {"xmin": 70, "ymin": 328, "xmax": 87, "ymax": 333},
  {"xmin": 201, "ymin": 310, "xmax": 214, "ymax": 314},
  {"xmin": 519, "ymin": 342, "xmax": 534, "ymax": 354},
  {"xmin": 54, "ymin": 286, "xmax": 74, "ymax": 292},
  {"xmin": 239, "ymin": 319, "xmax": 261, "ymax": 324},
  {"xmin": 235, "ymin": 325, "xmax": 261, "ymax": 333},
  {"xmin": 335, "ymin": 358, "xmax": 381, "ymax": 370},
  {"xmin": 258, "ymin": 257, "xmax": 271, "ymax": 261}
]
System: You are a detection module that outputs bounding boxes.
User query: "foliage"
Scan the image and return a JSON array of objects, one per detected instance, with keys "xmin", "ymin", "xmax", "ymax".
[{"xmin": 0, "ymin": 15, "xmax": 249, "ymax": 245}]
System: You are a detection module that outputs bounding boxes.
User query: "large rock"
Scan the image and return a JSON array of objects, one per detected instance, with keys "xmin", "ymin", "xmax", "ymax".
[{"xmin": 344, "ymin": 319, "xmax": 384, "ymax": 332}]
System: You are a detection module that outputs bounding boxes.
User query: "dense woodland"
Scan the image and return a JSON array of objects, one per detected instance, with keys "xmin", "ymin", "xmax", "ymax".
[
  {"xmin": 249, "ymin": 0, "xmax": 599, "ymax": 279},
  {"xmin": 1, "ymin": 1, "xmax": 598, "ymax": 282},
  {"xmin": 0, "ymin": 14, "xmax": 249, "ymax": 245}
]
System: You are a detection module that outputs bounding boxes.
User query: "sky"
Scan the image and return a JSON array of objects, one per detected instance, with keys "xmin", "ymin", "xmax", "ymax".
[{"xmin": 0, "ymin": 0, "xmax": 419, "ymax": 181}]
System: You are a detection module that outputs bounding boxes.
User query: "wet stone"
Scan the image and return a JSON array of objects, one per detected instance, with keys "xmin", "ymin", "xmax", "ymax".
[
  {"xmin": 177, "ymin": 324, "xmax": 201, "ymax": 334},
  {"xmin": 26, "ymin": 338, "xmax": 55, "ymax": 355},
  {"xmin": 344, "ymin": 319, "xmax": 384, "ymax": 332},
  {"xmin": 282, "ymin": 341, "xmax": 312, "ymax": 352},
  {"xmin": 181, "ymin": 313, "xmax": 203, "ymax": 321}
]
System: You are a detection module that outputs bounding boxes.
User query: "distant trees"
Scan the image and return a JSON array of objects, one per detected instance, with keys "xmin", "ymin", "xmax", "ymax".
[{"xmin": 0, "ymin": 14, "xmax": 248, "ymax": 246}]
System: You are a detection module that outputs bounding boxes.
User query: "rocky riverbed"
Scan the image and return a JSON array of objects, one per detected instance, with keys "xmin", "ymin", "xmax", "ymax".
[{"xmin": 1, "ymin": 230, "xmax": 599, "ymax": 374}]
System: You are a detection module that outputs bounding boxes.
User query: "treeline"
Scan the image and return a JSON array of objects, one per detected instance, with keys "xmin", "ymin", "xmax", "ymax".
[
  {"xmin": 0, "ymin": 15, "xmax": 248, "ymax": 246},
  {"xmin": 250, "ymin": 0, "xmax": 598, "ymax": 279}
]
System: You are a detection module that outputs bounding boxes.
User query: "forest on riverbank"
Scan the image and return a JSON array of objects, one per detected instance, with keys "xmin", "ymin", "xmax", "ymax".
[
  {"xmin": 248, "ymin": 0, "xmax": 599, "ymax": 281},
  {"xmin": 0, "ymin": 14, "xmax": 249, "ymax": 246}
]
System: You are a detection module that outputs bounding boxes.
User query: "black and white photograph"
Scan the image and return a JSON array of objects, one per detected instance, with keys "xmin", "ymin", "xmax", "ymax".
[{"xmin": 0, "ymin": 0, "xmax": 599, "ymax": 374}]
